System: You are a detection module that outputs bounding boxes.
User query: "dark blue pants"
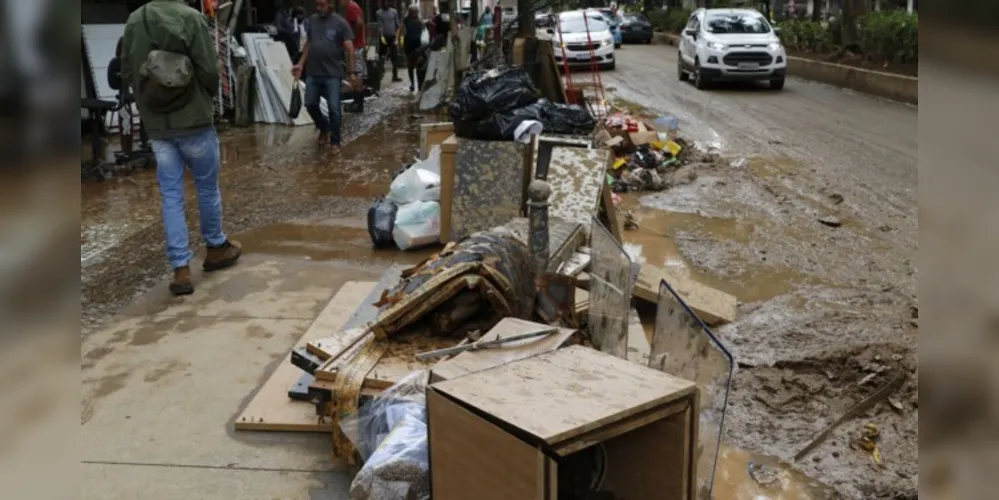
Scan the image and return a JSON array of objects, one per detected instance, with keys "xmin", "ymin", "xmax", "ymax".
[{"xmin": 304, "ymin": 76, "xmax": 342, "ymax": 145}]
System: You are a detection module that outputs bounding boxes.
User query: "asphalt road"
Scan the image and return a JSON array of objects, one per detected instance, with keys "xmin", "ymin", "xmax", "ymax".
[{"xmin": 602, "ymin": 43, "xmax": 918, "ymax": 255}]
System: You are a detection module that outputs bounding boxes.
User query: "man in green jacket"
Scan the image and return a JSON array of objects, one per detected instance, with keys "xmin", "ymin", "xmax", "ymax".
[{"xmin": 122, "ymin": 0, "xmax": 242, "ymax": 296}]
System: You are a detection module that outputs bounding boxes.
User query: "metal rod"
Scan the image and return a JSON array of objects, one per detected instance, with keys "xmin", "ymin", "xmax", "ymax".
[{"xmin": 416, "ymin": 327, "xmax": 559, "ymax": 361}]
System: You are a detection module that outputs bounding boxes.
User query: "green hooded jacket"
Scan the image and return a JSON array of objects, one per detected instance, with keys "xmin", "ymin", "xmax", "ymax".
[{"xmin": 122, "ymin": 0, "xmax": 219, "ymax": 138}]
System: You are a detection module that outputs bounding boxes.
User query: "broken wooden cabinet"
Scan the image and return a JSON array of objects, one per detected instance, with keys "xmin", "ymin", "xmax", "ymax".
[{"xmin": 428, "ymin": 346, "xmax": 698, "ymax": 500}]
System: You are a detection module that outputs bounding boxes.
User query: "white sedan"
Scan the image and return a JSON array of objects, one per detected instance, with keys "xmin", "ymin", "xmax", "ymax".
[{"xmin": 546, "ymin": 11, "xmax": 616, "ymax": 71}]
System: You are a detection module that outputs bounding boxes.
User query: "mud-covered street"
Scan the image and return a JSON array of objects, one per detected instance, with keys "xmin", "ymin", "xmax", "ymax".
[
  {"xmin": 606, "ymin": 45, "xmax": 918, "ymax": 498},
  {"xmin": 82, "ymin": 45, "xmax": 917, "ymax": 499}
]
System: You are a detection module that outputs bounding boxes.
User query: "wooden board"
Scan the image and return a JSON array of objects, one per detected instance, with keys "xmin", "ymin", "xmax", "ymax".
[
  {"xmin": 420, "ymin": 122, "xmax": 454, "ymax": 160},
  {"xmin": 430, "ymin": 318, "xmax": 578, "ymax": 383},
  {"xmin": 450, "ymin": 139, "xmax": 527, "ymax": 241},
  {"xmin": 315, "ymin": 332, "xmax": 455, "ymax": 390},
  {"xmin": 602, "ymin": 183, "xmax": 623, "ymax": 243},
  {"xmin": 547, "ymin": 147, "xmax": 613, "ymax": 228},
  {"xmin": 234, "ymin": 281, "xmax": 376, "ymax": 432},
  {"xmin": 430, "ymin": 345, "xmax": 696, "ymax": 446},
  {"xmin": 428, "ymin": 390, "xmax": 548, "ymax": 500},
  {"xmin": 633, "ymin": 264, "xmax": 738, "ymax": 326},
  {"xmin": 439, "ymin": 134, "xmax": 458, "ymax": 243},
  {"xmin": 627, "ymin": 308, "xmax": 651, "ymax": 366}
]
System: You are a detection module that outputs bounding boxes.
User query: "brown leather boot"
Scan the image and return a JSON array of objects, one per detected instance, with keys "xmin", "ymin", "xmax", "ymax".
[
  {"xmin": 169, "ymin": 266, "xmax": 194, "ymax": 296},
  {"xmin": 203, "ymin": 239, "xmax": 242, "ymax": 272}
]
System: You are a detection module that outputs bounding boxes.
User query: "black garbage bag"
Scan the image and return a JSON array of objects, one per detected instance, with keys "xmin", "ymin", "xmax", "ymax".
[
  {"xmin": 539, "ymin": 101, "xmax": 596, "ymax": 135},
  {"xmin": 367, "ymin": 197, "xmax": 398, "ymax": 248},
  {"xmin": 451, "ymin": 66, "xmax": 539, "ymax": 124},
  {"xmin": 453, "ymin": 99, "xmax": 597, "ymax": 141},
  {"xmin": 288, "ymin": 80, "xmax": 303, "ymax": 119}
]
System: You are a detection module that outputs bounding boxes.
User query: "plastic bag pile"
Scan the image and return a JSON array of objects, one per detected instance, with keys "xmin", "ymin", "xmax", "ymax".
[
  {"xmin": 367, "ymin": 146, "xmax": 442, "ymax": 250},
  {"xmin": 450, "ymin": 66, "xmax": 597, "ymax": 141}
]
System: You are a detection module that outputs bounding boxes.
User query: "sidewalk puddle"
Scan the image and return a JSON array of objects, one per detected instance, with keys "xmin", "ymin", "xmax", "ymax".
[
  {"xmin": 236, "ymin": 218, "xmax": 436, "ymax": 265},
  {"xmin": 712, "ymin": 445, "xmax": 841, "ymax": 499}
]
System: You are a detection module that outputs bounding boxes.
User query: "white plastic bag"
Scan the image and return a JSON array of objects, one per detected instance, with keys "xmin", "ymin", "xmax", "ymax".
[
  {"xmin": 392, "ymin": 201, "xmax": 440, "ymax": 250},
  {"xmin": 420, "ymin": 27, "xmax": 430, "ymax": 47},
  {"xmin": 386, "ymin": 150, "xmax": 441, "ymax": 205}
]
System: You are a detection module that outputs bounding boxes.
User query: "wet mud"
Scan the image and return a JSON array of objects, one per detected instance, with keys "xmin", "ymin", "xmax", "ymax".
[
  {"xmin": 609, "ymin": 46, "xmax": 918, "ymax": 498},
  {"xmin": 82, "ymin": 85, "xmax": 438, "ymax": 334}
]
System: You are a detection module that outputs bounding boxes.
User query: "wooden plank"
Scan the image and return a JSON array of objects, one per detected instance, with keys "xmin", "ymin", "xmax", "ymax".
[
  {"xmin": 234, "ymin": 281, "xmax": 376, "ymax": 432},
  {"xmin": 430, "ymin": 345, "xmax": 696, "ymax": 446},
  {"xmin": 439, "ymin": 134, "xmax": 458, "ymax": 243},
  {"xmin": 428, "ymin": 390, "xmax": 546, "ymax": 500},
  {"xmin": 602, "ymin": 183, "xmax": 623, "ymax": 243},
  {"xmin": 547, "ymin": 147, "xmax": 613, "ymax": 228},
  {"xmin": 634, "ymin": 264, "xmax": 738, "ymax": 326},
  {"xmin": 420, "ymin": 122, "xmax": 454, "ymax": 160},
  {"xmin": 430, "ymin": 318, "xmax": 578, "ymax": 383},
  {"xmin": 627, "ymin": 308, "xmax": 651, "ymax": 366}
]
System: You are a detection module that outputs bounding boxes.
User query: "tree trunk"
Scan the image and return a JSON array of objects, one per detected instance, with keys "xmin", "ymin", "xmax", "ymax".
[{"xmin": 840, "ymin": 0, "xmax": 864, "ymax": 51}]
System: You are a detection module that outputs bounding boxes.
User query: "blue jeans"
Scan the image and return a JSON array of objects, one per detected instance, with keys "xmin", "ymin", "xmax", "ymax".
[
  {"xmin": 150, "ymin": 126, "xmax": 227, "ymax": 269},
  {"xmin": 304, "ymin": 76, "xmax": 343, "ymax": 145}
]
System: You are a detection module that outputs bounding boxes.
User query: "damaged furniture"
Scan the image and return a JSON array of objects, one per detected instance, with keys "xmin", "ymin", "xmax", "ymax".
[{"xmin": 427, "ymin": 345, "xmax": 699, "ymax": 500}]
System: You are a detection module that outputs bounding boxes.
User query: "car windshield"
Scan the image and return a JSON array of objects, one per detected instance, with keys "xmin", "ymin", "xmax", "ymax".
[
  {"xmin": 705, "ymin": 12, "xmax": 772, "ymax": 34},
  {"xmin": 598, "ymin": 9, "xmax": 620, "ymax": 24},
  {"xmin": 559, "ymin": 15, "xmax": 608, "ymax": 33}
]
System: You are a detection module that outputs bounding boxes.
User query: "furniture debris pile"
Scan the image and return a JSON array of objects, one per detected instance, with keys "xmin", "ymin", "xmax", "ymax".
[{"xmin": 236, "ymin": 93, "xmax": 743, "ymax": 497}]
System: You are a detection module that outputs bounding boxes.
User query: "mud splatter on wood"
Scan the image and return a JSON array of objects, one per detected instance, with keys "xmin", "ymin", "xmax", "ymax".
[
  {"xmin": 547, "ymin": 147, "xmax": 612, "ymax": 227},
  {"xmin": 450, "ymin": 140, "xmax": 527, "ymax": 240}
]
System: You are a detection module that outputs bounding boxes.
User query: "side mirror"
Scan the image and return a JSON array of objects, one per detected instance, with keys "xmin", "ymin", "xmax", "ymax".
[
  {"xmin": 773, "ymin": 27, "xmax": 782, "ymax": 36},
  {"xmin": 684, "ymin": 29, "xmax": 697, "ymax": 39},
  {"xmin": 546, "ymin": 27, "xmax": 555, "ymax": 35}
]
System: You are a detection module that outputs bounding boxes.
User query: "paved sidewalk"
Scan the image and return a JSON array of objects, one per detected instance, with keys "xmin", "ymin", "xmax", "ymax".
[{"xmin": 81, "ymin": 248, "xmax": 384, "ymax": 499}]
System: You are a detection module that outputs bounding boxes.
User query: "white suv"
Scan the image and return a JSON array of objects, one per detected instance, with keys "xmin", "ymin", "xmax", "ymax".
[{"xmin": 677, "ymin": 8, "xmax": 788, "ymax": 90}]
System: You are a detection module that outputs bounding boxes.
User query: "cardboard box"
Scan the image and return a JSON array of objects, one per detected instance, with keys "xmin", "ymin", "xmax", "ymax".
[{"xmin": 428, "ymin": 345, "xmax": 698, "ymax": 500}]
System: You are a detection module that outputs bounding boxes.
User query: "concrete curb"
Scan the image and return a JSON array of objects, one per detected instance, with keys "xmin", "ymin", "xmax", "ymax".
[{"xmin": 651, "ymin": 32, "xmax": 918, "ymax": 105}]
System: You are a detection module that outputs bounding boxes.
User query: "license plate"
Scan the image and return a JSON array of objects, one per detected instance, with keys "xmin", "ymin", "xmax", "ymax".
[
  {"xmin": 738, "ymin": 62, "xmax": 761, "ymax": 70},
  {"xmin": 575, "ymin": 54, "xmax": 590, "ymax": 61}
]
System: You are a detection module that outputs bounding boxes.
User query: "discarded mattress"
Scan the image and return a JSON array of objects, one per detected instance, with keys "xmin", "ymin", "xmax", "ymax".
[{"xmin": 368, "ymin": 230, "xmax": 536, "ymax": 340}]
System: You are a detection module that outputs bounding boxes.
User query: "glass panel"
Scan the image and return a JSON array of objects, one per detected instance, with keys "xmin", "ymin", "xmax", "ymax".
[
  {"xmin": 652, "ymin": 280, "xmax": 735, "ymax": 499},
  {"xmin": 586, "ymin": 217, "xmax": 634, "ymax": 359}
]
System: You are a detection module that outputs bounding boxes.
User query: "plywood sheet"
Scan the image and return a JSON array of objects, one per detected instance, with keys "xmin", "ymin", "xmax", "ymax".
[
  {"xmin": 450, "ymin": 140, "xmax": 527, "ymax": 240},
  {"xmin": 633, "ymin": 265, "xmax": 737, "ymax": 326},
  {"xmin": 439, "ymin": 135, "xmax": 459, "ymax": 243},
  {"xmin": 430, "ymin": 318, "xmax": 578, "ymax": 383},
  {"xmin": 428, "ymin": 390, "xmax": 546, "ymax": 500},
  {"xmin": 234, "ymin": 281, "xmax": 376, "ymax": 432},
  {"xmin": 430, "ymin": 345, "xmax": 696, "ymax": 446},
  {"xmin": 547, "ymin": 147, "xmax": 613, "ymax": 227}
]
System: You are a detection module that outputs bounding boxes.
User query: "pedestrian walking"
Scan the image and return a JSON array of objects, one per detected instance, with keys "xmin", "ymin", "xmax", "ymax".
[
  {"xmin": 341, "ymin": 0, "xmax": 368, "ymax": 113},
  {"xmin": 401, "ymin": 5, "xmax": 425, "ymax": 92},
  {"xmin": 376, "ymin": 0, "xmax": 402, "ymax": 82},
  {"xmin": 274, "ymin": 0, "xmax": 302, "ymax": 62},
  {"xmin": 292, "ymin": 0, "xmax": 360, "ymax": 152},
  {"xmin": 121, "ymin": 0, "xmax": 242, "ymax": 296}
]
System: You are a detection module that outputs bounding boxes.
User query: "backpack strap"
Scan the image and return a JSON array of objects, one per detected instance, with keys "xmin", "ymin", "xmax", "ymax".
[{"xmin": 141, "ymin": 6, "xmax": 160, "ymax": 51}]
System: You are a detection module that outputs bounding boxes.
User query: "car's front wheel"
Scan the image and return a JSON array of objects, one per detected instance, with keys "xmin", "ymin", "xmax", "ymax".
[
  {"xmin": 693, "ymin": 59, "xmax": 709, "ymax": 89},
  {"xmin": 677, "ymin": 54, "xmax": 688, "ymax": 81},
  {"xmin": 770, "ymin": 77, "xmax": 786, "ymax": 91}
]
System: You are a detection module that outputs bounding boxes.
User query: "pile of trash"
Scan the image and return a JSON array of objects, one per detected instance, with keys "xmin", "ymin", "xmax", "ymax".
[
  {"xmin": 450, "ymin": 66, "xmax": 597, "ymax": 142},
  {"xmin": 597, "ymin": 112, "xmax": 693, "ymax": 193},
  {"xmin": 368, "ymin": 147, "xmax": 443, "ymax": 251}
]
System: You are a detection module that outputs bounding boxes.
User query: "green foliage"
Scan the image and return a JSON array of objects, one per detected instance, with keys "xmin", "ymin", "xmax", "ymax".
[
  {"xmin": 777, "ymin": 11, "xmax": 917, "ymax": 65},
  {"xmin": 779, "ymin": 20, "xmax": 834, "ymax": 53},
  {"xmin": 647, "ymin": 7, "xmax": 691, "ymax": 33},
  {"xmin": 859, "ymin": 11, "xmax": 918, "ymax": 63}
]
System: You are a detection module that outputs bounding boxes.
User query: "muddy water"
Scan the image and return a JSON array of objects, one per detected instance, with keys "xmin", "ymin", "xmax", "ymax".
[
  {"xmin": 712, "ymin": 445, "xmax": 840, "ymax": 500},
  {"xmin": 617, "ymin": 193, "xmax": 823, "ymax": 305},
  {"xmin": 81, "ymin": 90, "xmax": 438, "ymax": 333}
]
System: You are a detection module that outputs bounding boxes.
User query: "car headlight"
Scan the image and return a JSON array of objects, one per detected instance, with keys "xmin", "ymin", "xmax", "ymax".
[
  {"xmin": 602, "ymin": 38, "xmax": 613, "ymax": 46},
  {"xmin": 768, "ymin": 42, "xmax": 783, "ymax": 51},
  {"xmin": 706, "ymin": 41, "xmax": 726, "ymax": 51}
]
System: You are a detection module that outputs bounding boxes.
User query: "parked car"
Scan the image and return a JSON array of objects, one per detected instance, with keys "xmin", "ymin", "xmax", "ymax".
[
  {"xmin": 592, "ymin": 8, "xmax": 623, "ymax": 48},
  {"xmin": 547, "ymin": 11, "xmax": 616, "ymax": 71},
  {"xmin": 620, "ymin": 12, "xmax": 653, "ymax": 44},
  {"xmin": 677, "ymin": 8, "xmax": 788, "ymax": 90}
]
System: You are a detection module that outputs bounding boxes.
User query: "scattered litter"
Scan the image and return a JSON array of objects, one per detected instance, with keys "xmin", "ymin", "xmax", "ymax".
[
  {"xmin": 818, "ymin": 216, "xmax": 843, "ymax": 227},
  {"xmin": 748, "ymin": 461, "xmax": 780, "ymax": 487},
  {"xmin": 852, "ymin": 423, "xmax": 883, "ymax": 468}
]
